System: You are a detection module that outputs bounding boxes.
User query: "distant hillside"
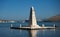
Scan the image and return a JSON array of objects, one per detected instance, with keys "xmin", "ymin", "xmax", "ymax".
[{"xmin": 48, "ymin": 15, "xmax": 60, "ymax": 22}]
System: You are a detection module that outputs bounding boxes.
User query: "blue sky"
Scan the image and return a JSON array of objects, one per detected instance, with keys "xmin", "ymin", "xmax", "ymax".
[{"xmin": 0, "ymin": 0, "xmax": 60, "ymax": 20}]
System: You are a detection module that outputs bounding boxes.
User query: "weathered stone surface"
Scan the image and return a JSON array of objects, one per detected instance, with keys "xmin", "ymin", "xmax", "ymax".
[{"xmin": 28, "ymin": 6, "xmax": 40, "ymax": 28}]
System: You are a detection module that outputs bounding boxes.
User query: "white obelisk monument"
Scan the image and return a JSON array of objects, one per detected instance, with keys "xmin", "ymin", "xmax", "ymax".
[
  {"xmin": 28, "ymin": 6, "xmax": 40, "ymax": 28},
  {"xmin": 10, "ymin": 6, "xmax": 56, "ymax": 29}
]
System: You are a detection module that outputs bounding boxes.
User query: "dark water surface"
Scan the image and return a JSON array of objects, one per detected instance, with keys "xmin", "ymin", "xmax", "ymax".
[{"xmin": 0, "ymin": 22, "xmax": 60, "ymax": 37}]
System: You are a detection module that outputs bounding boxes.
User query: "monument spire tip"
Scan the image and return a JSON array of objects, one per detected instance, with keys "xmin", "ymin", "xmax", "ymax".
[{"xmin": 32, "ymin": 6, "xmax": 34, "ymax": 10}]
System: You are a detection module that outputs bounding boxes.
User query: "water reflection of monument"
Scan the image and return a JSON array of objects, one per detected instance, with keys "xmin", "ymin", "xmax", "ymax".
[
  {"xmin": 28, "ymin": 30, "xmax": 39, "ymax": 37},
  {"xmin": 27, "ymin": 29, "xmax": 55, "ymax": 37}
]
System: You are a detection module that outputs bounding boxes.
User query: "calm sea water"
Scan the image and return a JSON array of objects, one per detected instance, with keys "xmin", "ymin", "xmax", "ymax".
[{"xmin": 0, "ymin": 22, "xmax": 60, "ymax": 37}]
